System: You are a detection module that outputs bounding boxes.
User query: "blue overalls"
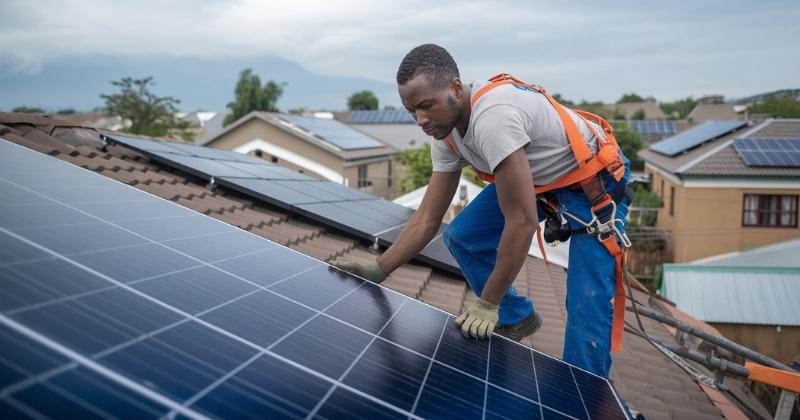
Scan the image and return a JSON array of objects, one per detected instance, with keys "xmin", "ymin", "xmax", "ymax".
[{"xmin": 442, "ymin": 154, "xmax": 631, "ymax": 378}]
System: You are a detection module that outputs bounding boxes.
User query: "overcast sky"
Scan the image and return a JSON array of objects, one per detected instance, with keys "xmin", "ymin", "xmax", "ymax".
[{"xmin": 2, "ymin": 0, "xmax": 798, "ymax": 104}]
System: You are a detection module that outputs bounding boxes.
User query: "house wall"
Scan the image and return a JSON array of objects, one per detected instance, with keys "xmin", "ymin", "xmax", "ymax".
[
  {"xmin": 342, "ymin": 159, "xmax": 401, "ymax": 199},
  {"xmin": 208, "ymin": 118, "xmax": 343, "ymax": 178},
  {"xmin": 712, "ymin": 323, "xmax": 800, "ymax": 365},
  {"xmin": 646, "ymin": 165, "xmax": 800, "ymax": 262}
]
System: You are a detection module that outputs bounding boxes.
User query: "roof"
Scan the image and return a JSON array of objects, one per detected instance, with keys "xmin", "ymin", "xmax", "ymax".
[
  {"xmin": 348, "ymin": 123, "xmax": 432, "ymax": 151},
  {"xmin": 608, "ymin": 102, "xmax": 666, "ymax": 120},
  {"xmin": 693, "ymin": 237, "xmax": 800, "ymax": 268},
  {"xmin": 348, "ymin": 110, "xmax": 415, "ymax": 124},
  {"xmin": 639, "ymin": 118, "xmax": 800, "ymax": 178},
  {"xmin": 688, "ymin": 104, "xmax": 741, "ymax": 122},
  {"xmin": 204, "ymin": 111, "xmax": 398, "ymax": 161},
  {"xmin": 662, "ymin": 265, "xmax": 800, "ymax": 326},
  {"xmin": 0, "ymin": 112, "xmax": 770, "ymax": 419}
]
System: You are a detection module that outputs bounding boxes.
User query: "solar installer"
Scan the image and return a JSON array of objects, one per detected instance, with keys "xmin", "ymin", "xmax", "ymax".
[{"xmin": 336, "ymin": 43, "xmax": 632, "ymax": 378}]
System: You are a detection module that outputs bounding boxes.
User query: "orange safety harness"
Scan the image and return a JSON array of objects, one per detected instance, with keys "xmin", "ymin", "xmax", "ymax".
[{"xmin": 444, "ymin": 73, "xmax": 628, "ymax": 352}]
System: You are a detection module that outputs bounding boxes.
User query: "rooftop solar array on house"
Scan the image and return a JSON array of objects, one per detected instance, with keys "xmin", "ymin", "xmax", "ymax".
[
  {"xmin": 277, "ymin": 115, "xmax": 384, "ymax": 150},
  {"xmin": 349, "ymin": 110, "xmax": 416, "ymax": 125},
  {"xmin": 0, "ymin": 139, "xmax": 628, "ymax": 419},
  {"xmin": 629, "ymin": 120, "xmax": 677, "ymax": 136},
  {"xmin": 733, "ymin": 137, "xmax": 800, "ymax": 167},
  {"xmin": 649, "ymin": 120, "xmax": 748, "ymax": 157},
  {"xmin": 102, "ymin": 133, "xmax": 459, "ymax": 275}
]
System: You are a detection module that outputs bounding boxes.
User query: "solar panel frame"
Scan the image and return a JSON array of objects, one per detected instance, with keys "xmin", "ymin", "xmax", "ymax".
[
  {"xmin": 1, "ymin": 138, "xmax": 628, "ymax": 419},
  {"xmin": 650, "ymin": 120, "xmax": 748, "ymax": 156},
  {"xmin": 279, "ymin": 115, "xmax": 385, "ymax": 150}
]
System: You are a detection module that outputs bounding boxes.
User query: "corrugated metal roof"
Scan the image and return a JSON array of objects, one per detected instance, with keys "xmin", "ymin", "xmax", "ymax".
[{"xmin": 661, "ymin": 265, "xmax": 800, "ymax": 325}]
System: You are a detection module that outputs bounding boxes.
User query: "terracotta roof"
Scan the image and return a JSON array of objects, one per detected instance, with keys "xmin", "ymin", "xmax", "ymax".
[
  {"xmin": 639, "ymin": 119, "xmax": 800, "ymax": 177},
  {"xmin": 0, "ymin": 114, "xmax": 771, "ymax": 419}
]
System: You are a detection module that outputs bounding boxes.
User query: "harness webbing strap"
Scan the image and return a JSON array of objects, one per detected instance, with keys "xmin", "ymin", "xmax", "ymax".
[{"xmin": 599, "ymin": 234, "xmax": 626, "ymax": 353}]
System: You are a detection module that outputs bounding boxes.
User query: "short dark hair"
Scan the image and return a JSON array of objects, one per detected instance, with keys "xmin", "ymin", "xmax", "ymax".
[{"xmin": 396, "ymin": 44, "xmax": 460, "ymax": 87}]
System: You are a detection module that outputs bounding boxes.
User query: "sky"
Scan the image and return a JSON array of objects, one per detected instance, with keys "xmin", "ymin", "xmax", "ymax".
[{"xmin": 1, "ymin": 0, "xmax": 799, "ymax": 110}]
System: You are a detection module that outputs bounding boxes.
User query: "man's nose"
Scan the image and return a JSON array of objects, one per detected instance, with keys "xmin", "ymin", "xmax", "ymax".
[{"xmin": 415, "ymin": 110, "xmax": 429, "ymax": 126}]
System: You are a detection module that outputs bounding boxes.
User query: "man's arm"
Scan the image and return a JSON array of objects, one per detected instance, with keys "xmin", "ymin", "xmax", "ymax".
[
  {"xmin": 480, "ymin": 148, "xmax": 538, "ymax": 304},
  {"xmin": 376, "ymin": 169, "xmax": 461, "ymax": 275}
]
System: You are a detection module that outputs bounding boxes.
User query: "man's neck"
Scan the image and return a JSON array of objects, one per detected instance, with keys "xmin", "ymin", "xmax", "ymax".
[{"xmin": 456, "ymin": 85, "xmax": 472, "ymax": 137}]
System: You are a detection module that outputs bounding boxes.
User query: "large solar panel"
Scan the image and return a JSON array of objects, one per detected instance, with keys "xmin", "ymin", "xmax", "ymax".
[
  {"xmin": 278, "ymin": 115, "xmax": 384, "ymax": 150},
  {"xmin": 650, "ymin": 120, "xmax": 747, "ymax": 156},
  {"xmin": 733, "ymin": 137, "xmax": 800, "ymax": 167},
  {"xmin": 349, "ymin": 110, "xmax": 416, "ymax": 125},
  {"xmin": 0, "ymin": 138, "xmax": 628, "ymax": 419},
  {"xmin": 629, "ymin": 120, "xmax": 676, "ymax": 136},
  {"xmin": 103, "ymin": 133, "xmax": 459, "ymax": 275}
]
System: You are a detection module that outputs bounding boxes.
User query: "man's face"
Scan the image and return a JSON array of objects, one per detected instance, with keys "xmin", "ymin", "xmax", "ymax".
[{"xmin": 398, "ymin": 73, "xmax": 462, "ymax": 140}]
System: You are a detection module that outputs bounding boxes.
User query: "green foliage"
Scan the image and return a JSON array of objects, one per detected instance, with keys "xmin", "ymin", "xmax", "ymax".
[
  {"xmin": 612, "ymin": 122, "xmax": 645, "ymax": 171},
  {"xmin": 631, "ymin": 108, "xmax": 646, "ymax": 120},
  {"xmin": 347, "ymin": 90, "xmax": 379, "ymax": 111},
  {"xmin": 100, "ymin": 76, "xmax": 194, "ymax": 140},
  {"xmin": 749, "ymin": 95, "xmax": 800, "ymax": 118},
  {"xmin": 659, "ymin": 96, "xmax": 697, "ymax": 119},
  {"xmin": 617, "ymin": 93, "xmax": 644, "ymax": 103},
  {"xmin": 395, "ymin": 143, "xmax": 433, "ymax": 192},
  {"xmin": 552, "ymin": 93, "xmax": 575, "ymax": 107},
  {"xmin": 629, "ymin": 185, "xmax": 662, "ymax": 228},
  {"xmin": 224, "ymin": 69, "xmax": 285, "ymax": 126},
  {"xmin": 12, "ymin": 106, "xmax": 45, "ymax": 113},
  {"xmin": 383, "ymin": 105, "xmax": 397, "ymax": 111}
]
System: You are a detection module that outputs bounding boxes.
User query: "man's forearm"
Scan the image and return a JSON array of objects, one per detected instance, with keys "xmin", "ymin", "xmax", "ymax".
[
  {"xmin": 377, "ymin": 213, "xmax": 442, "ymax": 275},
  {"xmin": 480, "ymin": 221, "xmax": 537, "ymax": 305}
]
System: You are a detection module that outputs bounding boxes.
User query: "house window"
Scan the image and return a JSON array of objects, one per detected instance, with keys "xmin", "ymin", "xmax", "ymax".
[
  {"xmin": 254, "ymin": 150, "xmax": 263, "ymax": 158},
  {"xmin": 271, "ymin": 155, "xmax": 279, "ymax": 163},
  {"xmin": 660, "ymin": 179, "xmax": 664, "ymax": 201},
  {"xmin": 357, "ymin": 164, "xmax": 368, "ymax": 187},
  {"xmin": 387, "ymin": 160, "xmax": 393, "ymax": 188},
  {"xmin": 669, "ymin": 186, "xmax": 675, "ymax": 216},
  {"xmin": 742, "ymin": 194, "xmax": 798, "ymax": 227}
]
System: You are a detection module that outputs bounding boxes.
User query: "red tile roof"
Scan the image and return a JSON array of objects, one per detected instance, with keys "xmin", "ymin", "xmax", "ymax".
[{"xmin": 0, "ymin": 116, "xmax": 772, "ymax": 419}]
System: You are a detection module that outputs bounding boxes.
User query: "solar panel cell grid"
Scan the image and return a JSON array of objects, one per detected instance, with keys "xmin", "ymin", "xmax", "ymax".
[
  {"xmin": 650, "ymin": 120, "xmax": 747, "ymax": 156},
  {"xmin": 1, "ymin": 139, "xmax": 627, "ymax": 419},
  {"xmin": 279, "ymin": 115, "xmax": 384, "ymax": 150},
  {"xmin": 733, "ymin": 137, "xmax": 800, "ymax": 167}
]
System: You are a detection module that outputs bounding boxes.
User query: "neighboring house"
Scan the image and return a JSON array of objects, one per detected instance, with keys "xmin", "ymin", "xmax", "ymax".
[
  {"xmin": 608, "ymin": 101, "xmax": 666, "ymax": 120},
  {"xmin": 639, "ymin": 119, "xmax": 800, "ymax": 262},
  {"xmin": 181, "ymin": 111, "xmax": 228, "ymax": 144},
  {"xmin": 687, "ymin": 103, "xmax": 741, "ymax": 122},
  {"xmin": 0, "ymin": 112, "xmax": 772, "ymax": 419},
  {"xmin": 661, "ymin": 238, "xmax": 800, "ymax": 363},
  {"xmin": 203, "ymin": 111, "xmax": 401, "ymax": 199},
  {"xmin": 344, "ymin": 110, "xmax": 428, "ymax": 152}
]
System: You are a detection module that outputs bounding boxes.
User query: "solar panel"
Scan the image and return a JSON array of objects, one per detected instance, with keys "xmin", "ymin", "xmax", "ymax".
[
  {"xmin": 1, "ymin": 138, "xmax": 628, "ymax": 419},
  {"xmin": 650, "ymin": 120, "xmax": 747, "ymax": 156},
  {"xmin": 278, "ymin": 115, "xmax": 384, "ymax": 150},
  {"xmin": 104, "ymin": 133, "xmax": 461, "ymax": 274},
  {"xmin": 733, "ymin": 137, "xmax": 800, "ymax": 167},
  {"xmin": 377, "ymin": 226, "xmax": 459, "ymax": 273},
  {"xmin": 349, "ymin": 110, "xmax": 416, "ymax": 125},
  {"xmin": 629, "ymin": 120, "xmax": 676, "ymax": 136}
]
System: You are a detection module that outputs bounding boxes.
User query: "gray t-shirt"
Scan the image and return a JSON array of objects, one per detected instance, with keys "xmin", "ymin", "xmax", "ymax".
[{"xmin": 432, "ymin": 80, "xmax": 602, "ymax": 186}]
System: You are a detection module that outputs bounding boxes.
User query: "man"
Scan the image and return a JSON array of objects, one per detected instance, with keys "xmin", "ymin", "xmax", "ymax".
[{"xmin": 336, "ymin": 44, "xmax": 630, "ymax": 378}]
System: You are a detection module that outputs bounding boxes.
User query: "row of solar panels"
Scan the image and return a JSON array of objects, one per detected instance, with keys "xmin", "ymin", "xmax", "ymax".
[
  {"xmin": 348, "ymin": 110, "xmax": 416, "ymax": 125},
  {"xmin": 628, "ymin": 120, "xmax": 677, "ymax": 136},
  {"xmin": 649, "ymin": 120, "xmax": 748, "ymax": 157},
  {"xmin": 102, "ymin": 132, "xmax": 460, "ymax": 275},
  {"xmin": 0, "ymin": 139, "xmax": 628, "ymax": 419},
  {"xmin": 733, "ymin": 137, "xmax": 800, "ymax": 167},
  {"xmin": 278, "ymin": 114, "xmax": 385, "ymax": 150}
]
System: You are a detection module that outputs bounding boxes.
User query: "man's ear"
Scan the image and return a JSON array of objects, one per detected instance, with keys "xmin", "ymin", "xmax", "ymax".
[{"xmin": 451, "ymin": 78, "xmax": 465, "ymax": 99}]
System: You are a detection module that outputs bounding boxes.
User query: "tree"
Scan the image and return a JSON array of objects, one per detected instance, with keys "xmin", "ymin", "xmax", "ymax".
[
  {"xmin": 659, "ymin": 96, "xmax": 697, "ymax": 119},
  {"xmin": 617, "ymin": 93, "xmax": 645, "ymax": 103},
  {"xmin": 12, "ymin": 106, "xmax": 45, "ymax": 113},
  {"xmin": 348, "ymin": 90, "xmax": 379, "ymax": 111},
  {"xmin": 552, "ymin": 93, "xmax": 575, "ymax": 107},
  {"xmin": 224, "ymin": 69, "xmax": 285, "ymax": 126},
  {"xmin": 631, "ymin": 108, "xmax": 646, "ymax": 120},
  {"xmin": 100, "ymin": 76, "xmax": 193, "ymax": 140},
  {"xmin": 749, "ymin": 95, "xmax": 800, "ymax": 118},
  {"xmin": 612, "ymin": 122, "xmax": 645, "ymax": 171},
  {"xmin": 395, "ymin": 143, "xmax": 433, "ymax": 192}
]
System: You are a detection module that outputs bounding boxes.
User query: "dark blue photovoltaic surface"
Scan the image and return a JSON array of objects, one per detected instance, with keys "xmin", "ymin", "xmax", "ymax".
[
  {"xmin": 0, "ymin": 139, "xmax": 627, "ymax": 419},
  {"xmin": 629, "ymin": 120, "xmax": 676, "ymax": 136},
  {"xmin": 733, "ymin": 137, "xmax": 800, "ymax": 167},
  {"xmin": 279, "ymin": 114, "xmax": 384, "ymax": 150},
  {"xmin": 650, "ymin": 120, "xmax": 747, "ymax": 156},
  {"xmin": 348, "ymin": 110, "xmax": 416, "ymax": 125}
]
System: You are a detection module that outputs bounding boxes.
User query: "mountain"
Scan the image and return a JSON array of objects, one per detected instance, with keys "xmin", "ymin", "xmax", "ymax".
[{"xmin": 0, "ymin": 55, "xmax": 399, "ymax": 112}]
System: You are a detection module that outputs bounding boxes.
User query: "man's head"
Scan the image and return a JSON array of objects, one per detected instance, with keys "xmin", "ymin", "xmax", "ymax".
[{"xmin": 396, "ymin": 44, "xmax": 469, "ymax": 140}]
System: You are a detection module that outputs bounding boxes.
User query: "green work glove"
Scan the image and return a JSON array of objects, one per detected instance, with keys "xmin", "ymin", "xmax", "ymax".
[
  {"xmin": 333, "ymin": 260, "xmax": 386, "ymax": 284},
  {"xmin": 454, "ymin": 298, "xmax": 499, "ymax": 339}
]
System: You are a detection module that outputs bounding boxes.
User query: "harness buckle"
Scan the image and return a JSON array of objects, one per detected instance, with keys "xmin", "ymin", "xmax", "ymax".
[{"xmin": 563, "ymin": 201, "xmax": 632, "ymax": 248}]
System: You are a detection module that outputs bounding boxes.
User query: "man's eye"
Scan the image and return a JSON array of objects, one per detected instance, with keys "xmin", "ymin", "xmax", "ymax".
[{"xmin": 419, "ymin": 103, "xmax": 432, "ymax": 109}]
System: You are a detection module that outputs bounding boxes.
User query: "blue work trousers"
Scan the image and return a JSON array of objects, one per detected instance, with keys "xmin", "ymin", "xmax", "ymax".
[{"xmin": 442, "ymin": 157, "xmax": 630, "ymax": 378}]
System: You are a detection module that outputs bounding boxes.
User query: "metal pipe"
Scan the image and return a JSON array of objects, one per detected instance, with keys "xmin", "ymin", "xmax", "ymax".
[
  {"xmin": 627, "ymin": 305, "xmax": 796, "ymax": 372},
  {"xmin": 649, "ymin": 337, "xmax": 750, "ymax": 378}
]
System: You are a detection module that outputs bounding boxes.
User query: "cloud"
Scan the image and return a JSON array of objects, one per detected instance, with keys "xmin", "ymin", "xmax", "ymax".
[{"xmin": 1, "ymin": 0, "xmax": 798, "ymax": 101}]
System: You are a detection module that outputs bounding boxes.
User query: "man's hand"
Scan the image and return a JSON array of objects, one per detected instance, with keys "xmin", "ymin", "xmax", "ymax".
[
  {"xmin": 454, "ymin": 298, "xmax": 499, "ymax": 339},
  {"xmin": 333, "ymin": 260, "xmax": 386, "ymax": 284}
]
